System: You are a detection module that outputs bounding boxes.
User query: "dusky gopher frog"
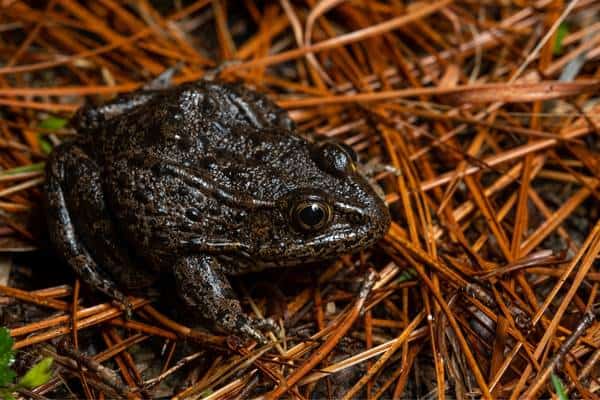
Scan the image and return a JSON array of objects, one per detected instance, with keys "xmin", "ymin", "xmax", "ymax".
[{"xmin": 45, "ymin": 79, "xmax": 390, "ymax": 342}]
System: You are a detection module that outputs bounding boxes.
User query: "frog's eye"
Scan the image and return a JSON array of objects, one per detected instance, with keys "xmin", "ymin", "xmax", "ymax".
[
  {"xmin": 338, "ymin": 143, "xmax": 358, "ymax": 162},
  {"xmin": 313, "ymin": 142, "xmax": 357, "ymax": 177},
  {"xmin": 292, "ymin": 201, "xmax": 333, "ymax": 232}
]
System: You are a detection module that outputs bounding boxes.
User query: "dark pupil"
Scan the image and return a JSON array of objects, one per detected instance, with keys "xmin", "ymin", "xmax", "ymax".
[{"xmin": 299, "ymin": 204, "xmax": 325, "ymax": 227}]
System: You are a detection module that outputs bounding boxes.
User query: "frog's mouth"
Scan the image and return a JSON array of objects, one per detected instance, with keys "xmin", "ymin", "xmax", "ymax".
[{"xmin": 257, "ymin": 226, "xmax": 370, "ymax": 263}]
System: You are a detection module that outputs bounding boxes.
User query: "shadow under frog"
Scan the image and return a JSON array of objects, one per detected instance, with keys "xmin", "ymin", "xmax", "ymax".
[{"xmin": 44, "ymin": 78, "xmax": 390, "ymax": 342}]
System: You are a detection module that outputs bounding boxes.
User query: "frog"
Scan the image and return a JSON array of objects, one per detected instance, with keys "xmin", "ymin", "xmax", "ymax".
[{"xmin": 44, "ymin": 77, "xmax": 391, "ymax": 342}]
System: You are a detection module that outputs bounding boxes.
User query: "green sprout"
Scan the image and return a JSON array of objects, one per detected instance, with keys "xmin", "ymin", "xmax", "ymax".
[
  {"xmin": 553, "ymin": 23, "xmax": 569, "ymax": 55},
  {"xmin": 38, "ymin": 115, "xmax": 68, "ymax": 155},
  {"xmin": 551, "ymin": 373, "xmax": 569, "ymax": 400},
  {"xmin": 0, "ymin": 163, "xmax": 45, "ymax": 177},
  {"xmin": 0, "ymin": 327, "xmax": 54, "ymax": 400}
]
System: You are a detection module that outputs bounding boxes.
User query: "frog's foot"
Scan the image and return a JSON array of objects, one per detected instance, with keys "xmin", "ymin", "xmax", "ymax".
[
  {"xmin": 227, "ymin": 315, "xmax": 278, "ymax": 344},
  {"xmin": 224, "ymin": 314, "xmax": 274, "ymax": 344},
  {"xmin": 111, "ymin": 296, "xmax": 134, "ymax": 319},
  {"xmin": 251, "ymin": 317, "xmax": 278, "ymax": 332},
  {"xmin": 174, "ymin": 255, "xmax": 277, "ymax": 344}
]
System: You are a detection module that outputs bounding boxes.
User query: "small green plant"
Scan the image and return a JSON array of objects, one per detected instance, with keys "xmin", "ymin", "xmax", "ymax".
[
  {"xmin": 553, "ymin": 23, "xmax": 569, "ymax": 55},
  {"xmin": 38, "ymin": 116, "xmax": 67, "ymax": 131},
  {"xmin": 38, "ymin": 115, "xmax": 68, "ymax": 154},
  {"xmin": 0, "ymin": 327, "xmax": 53, "ymax": 400},
  {"xmin": 551, "ymin": 373, "xmax": 569, "ymax": 400},
  {"xmin": 0, "ymin": 163, "xmax": 45, "ymax": 177}
]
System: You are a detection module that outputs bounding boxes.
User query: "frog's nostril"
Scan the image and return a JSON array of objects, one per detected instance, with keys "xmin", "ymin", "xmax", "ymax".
[{"xmin": 347, "ymin": 211, "xmax": 367, "ymax": 225}]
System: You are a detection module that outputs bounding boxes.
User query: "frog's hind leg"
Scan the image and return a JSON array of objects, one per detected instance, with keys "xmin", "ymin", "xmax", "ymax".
[
  {"xmin": 45, "ymin": 142, "xmax": 137, "ymax": 308},
  {"xmin": 174, "ymin": 255, "xmax": 276, "ymax": 343}
]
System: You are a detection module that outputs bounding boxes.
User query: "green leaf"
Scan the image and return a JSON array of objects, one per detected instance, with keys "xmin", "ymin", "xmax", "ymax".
[
  {"xmin": 17, "ymin": 357, "xmax": 53, "ymax": 389},
  {"xmin": 0, "ymin": 388, "xmax": 16, "ymax": 400},
  {"xmin": 38, "ymin": 116, "xmax": 67, "ymax": 130},
  {"xmin": 553, "ymin": 23, "xmax": 569, "ymax": 55},
  {"xmin": 551, "ymin": 373, "xmax": 569, "ymax": 400},
  {"xmin": 0, "ymin": 367, "xmax": 15, "ymax": 388},
  {"xmin": 0, "ymin": 328, "xmax": 14, "ymax": 363},
  {"xmin": 0, "ymin": 162, "xmax": 45, "ymax": 177},
  {"xmin": 37, "ymin": 115, "xmax": 63, "ymax": 154},
  {"xmin": 395, "ymin": 268, "xmax": 416, "ymax": 283},
  {"xmin": 38, "ymin": 136, "xmax": 53, "ymax": 154},
  {"xmin": 0, "ymin": 327, "xmax": 14, "ymax": 370},
  {"xmin": 0, "ymin": 328, "xmax": 15, "ymax": 387}
]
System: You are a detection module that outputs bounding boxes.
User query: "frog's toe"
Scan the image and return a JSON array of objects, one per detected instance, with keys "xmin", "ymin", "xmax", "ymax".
[
  {"xmin": 111, "ymin": 296, "xmax": 134, "ymax": 319},
  {"xmin": 238, "ymin": 321, "xmax": 269, "ymax": 345},
  {"xmin": 231, "ymin": 314, "xmax": 278, "ymax": 344},
  {"xmin": 251, "ymin": 317, "xmax": 279, "ymax": 333},
  {"xmin": 123, "ymin": 300, "xmax": 134, "ymax": 320}
]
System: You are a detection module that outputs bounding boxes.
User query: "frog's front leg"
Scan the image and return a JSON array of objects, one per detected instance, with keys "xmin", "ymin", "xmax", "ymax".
[
  {"xmin": 173, "ymin": 255, "xmax": 275, "ymax": 343},
  {"xmin": 45, "ymin": 143, "xmax": 131, "ymax": 311}
]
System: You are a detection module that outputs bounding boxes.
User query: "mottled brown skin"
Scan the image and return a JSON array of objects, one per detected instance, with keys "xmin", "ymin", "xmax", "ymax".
[{"xmin": 45, "ymin": 80, "xmax": 390, "ymax": 342}]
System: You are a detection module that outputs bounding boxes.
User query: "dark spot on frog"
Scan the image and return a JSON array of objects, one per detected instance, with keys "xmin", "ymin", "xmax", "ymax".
[
  {"xmin": 185, "ymin": 207, "xmax": 201, "ymax": 221},
  {"xmin": 201, "ymin": 93, "xmax": 217, "ymax": 115},
  {"xmin": 134, "ymin": 187, "xmax": 150, "ymax": 203},
  {"xmin": 44, "ymin": 80, "xmax": 390, "ymax": 342}
]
